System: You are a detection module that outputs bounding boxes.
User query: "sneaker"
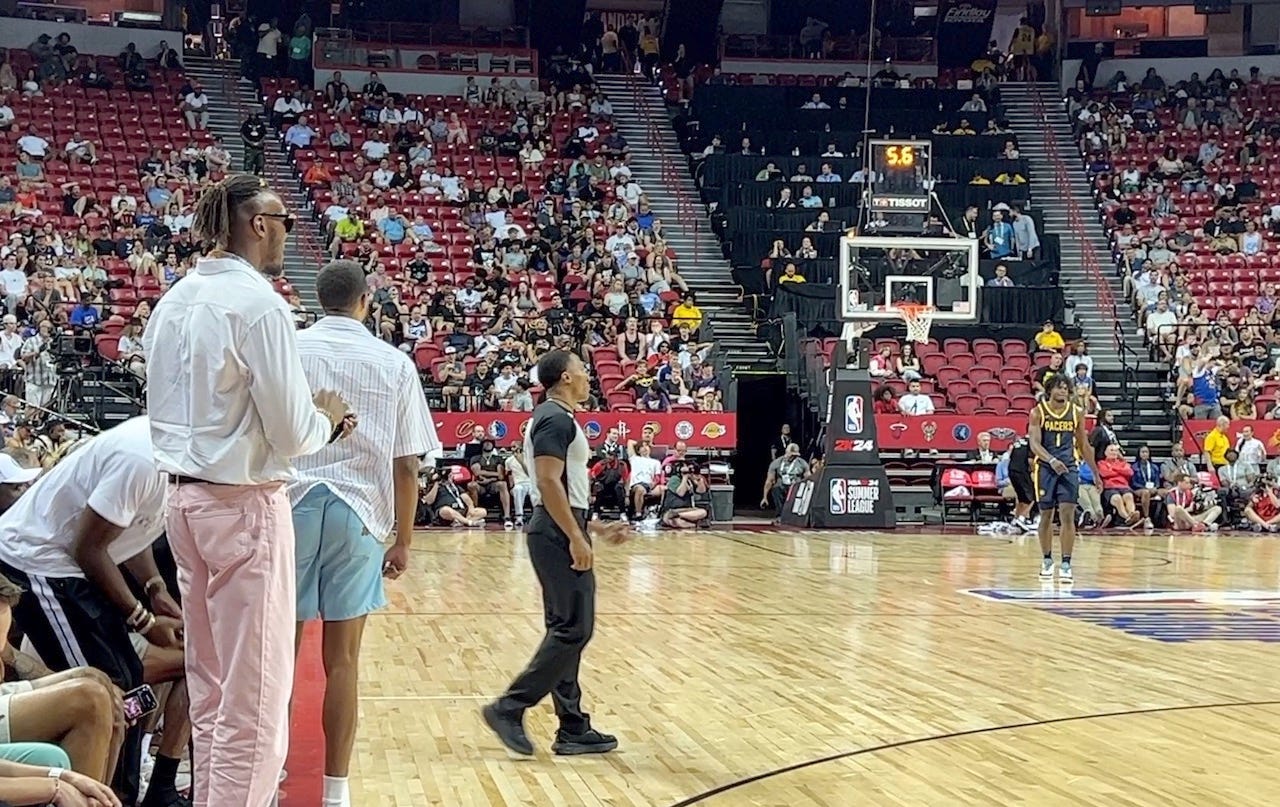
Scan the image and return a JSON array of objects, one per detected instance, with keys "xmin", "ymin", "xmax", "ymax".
[
  {"xmin": 618, "ymin": 512, "xmax": 628, "ymax": 523},
  {"xmin": 515, "ymin": 517, "xmax": 524, "ymax": 529},
  {"xmin": 1143, "ymin": 518, "xmax": 1154, "ymax": 530},
  {"xmin": 504, "ymin": 520, "xmax": 514, "ymax": 531},
  {"xmin": 551, "ymin": 727, "xmax": 619, "ymax": 756},
  {"xmin": 1099, "ymin": 513, "xmax": 1112, "ymax": 529},
  {"xmin": 481, "ymin": 703, "xmax": 534, "ymax": 756},
  {"xmin": 1059, "ymin": 561, "xmax": 1074, "ymax": 583},
  {"xmin": 1039, "ymin": 557, "xmax": 1055, "ymax": 580}
]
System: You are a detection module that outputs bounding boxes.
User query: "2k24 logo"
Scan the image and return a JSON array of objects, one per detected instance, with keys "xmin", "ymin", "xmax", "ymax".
[{"xmin": 833, "ymin": 439, "xmax": 875, "ymax": 452}]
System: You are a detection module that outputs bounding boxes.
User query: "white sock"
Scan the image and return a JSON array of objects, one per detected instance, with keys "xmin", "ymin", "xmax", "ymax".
[{"xmin": 322, "ymin": 775, "xmax": 350, "ymax": 807}]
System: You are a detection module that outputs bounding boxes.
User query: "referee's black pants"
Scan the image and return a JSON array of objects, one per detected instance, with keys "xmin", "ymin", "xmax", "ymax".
[
  {"xmin": 0, "ymin": 560, "xmax": 144, "ymax": 803},
  {"xmin": 497, "ymin": 508, "xmax": 594, "ymax": 734}
]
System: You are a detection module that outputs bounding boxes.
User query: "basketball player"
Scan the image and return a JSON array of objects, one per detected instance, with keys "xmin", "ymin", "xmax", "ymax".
[
  {"xmin": 288, "ymin": 261, "xmax": 440, "ymax": 807},
  {"xmin": 0, "ymin": 416, "xmax": 183, "ymax": 806},
  {"xmin": 1028, "ymin": 375, "xmax": 1099, "ymax": 582},
  {"xmin": 1004, "ymin": 436, "xmax": 1037, "ymax": 531},
  {"xmin": 144, "ymin": 174, "xmax": 354, "ymax": 807},
  {"xmin": 482, "ymin": 350, "xmax": 630, "ymax": 756}
]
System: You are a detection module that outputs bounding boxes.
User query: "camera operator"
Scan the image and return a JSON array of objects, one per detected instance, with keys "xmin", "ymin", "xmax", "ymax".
[
  {"xmin": 660, "ymin": 460, "xmax": 709, "ymax": 529},
  {"xmin": 761, "ymin": 443, "xmax": 810, "ymax": 520},
  {"xmin": 589, "ymin": 452, "xmax": 628, "ymax": 520},
  {"xmin": 1244, "ymin": 476, "xmax": 1280, "ymax": 532},
  {"xmin": 1165, "ymin": 472, "xmax": 1222, "ymax": 532},
  {"xmin": 1217, "ymin": 449, "xmax": 1258, "ymax": 514},
  {"xmin": 419, "ymin": 465, "xmax": 487, "ymax": 528}
]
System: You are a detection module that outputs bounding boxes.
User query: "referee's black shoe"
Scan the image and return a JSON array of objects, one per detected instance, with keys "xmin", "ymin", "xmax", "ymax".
[
  {"xmin": 552, "ymin": 728, "xmax": 619, "ymax": 755},
  {"xmin": 482, "ymin": 702, "xmax": 534, "ymax": 756}
]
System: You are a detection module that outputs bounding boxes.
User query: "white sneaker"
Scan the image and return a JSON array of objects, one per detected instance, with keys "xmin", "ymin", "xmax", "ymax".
[
  {"xmin": 1059, "ymin": 561, "xmax": 1074, "ymax": 584},
  {"xmin": 1143, "ymin": 518, "xmax": 1154, "ymax": 531},
  {"xmin": 503, "ymin": 520, "xmax": 514, "ymax": 531},
  {"xmin": 1039, "ymin": 557, "xmax": 1055, "ymax": 580}
]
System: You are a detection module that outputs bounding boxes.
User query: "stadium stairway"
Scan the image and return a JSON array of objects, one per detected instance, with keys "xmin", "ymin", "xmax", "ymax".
[
  {"xmin": 182, "ymin": 56, "xmax": 325, "ymax": 308},
  {"xmin": 1001, "ymin": 82, "xmax": 1171, "ymax": 454},
  {"xmin": 594, "ymin": 74, "xmax": 775, "ymax": 373}
]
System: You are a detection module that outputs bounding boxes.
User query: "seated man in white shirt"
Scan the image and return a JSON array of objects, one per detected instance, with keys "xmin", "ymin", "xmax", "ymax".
[
  {"xmin": 1145, "ymin": 298, "xmax": 1178, "ymax": 359},
  {"xmin": 627, "ymin": 442, "xmax": 663, "ymax": 520},
  {"xmin": 898, "ymin": 380, "xmax": 935, "ymax": 416},
  {"xmin": 0, "ymin": 417, "xmax": 188, "ymax": 806},
  {"xmin": 182, "ymin": 85, "xmax": 210, "ymax": 130},
  {"xmin": 16, "ymin": 126, "xmax": 50, "ymax": 160},
  {"xmin": 63, "ymin": 131, "xmax": 97, "ymax": 165},
  {"xmin": 361, "ymin": 133, "xmax": 391, "ymax": 161},
  {"xmin": 370, "ymin": 159, "xmax": 394, "ymax": 190}
]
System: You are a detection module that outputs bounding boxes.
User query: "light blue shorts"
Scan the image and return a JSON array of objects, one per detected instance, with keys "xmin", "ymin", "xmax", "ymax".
[{"xmin": 293, "ymin": 485, "xmax": 388, "ymax": 622}]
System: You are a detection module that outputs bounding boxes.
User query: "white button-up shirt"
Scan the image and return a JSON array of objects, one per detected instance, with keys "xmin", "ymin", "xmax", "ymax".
[
  {"xmin": 288, "ymin": 316, "xmax": 440, "ymax": 539},
  {"xmin": 143, "ymin": 255, "xmax": 332, "ymax": 484}
]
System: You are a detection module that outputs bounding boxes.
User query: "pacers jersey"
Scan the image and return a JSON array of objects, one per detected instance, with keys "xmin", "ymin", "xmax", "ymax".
[{"xmin": 1037, "ymin": 401, "xmax": 1080, "ymax": 467}]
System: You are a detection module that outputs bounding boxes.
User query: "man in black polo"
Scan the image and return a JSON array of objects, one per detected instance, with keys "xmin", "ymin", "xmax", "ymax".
[{"xmin": 482, "ymin": 350, "xmax": 629, "ymax": 756}]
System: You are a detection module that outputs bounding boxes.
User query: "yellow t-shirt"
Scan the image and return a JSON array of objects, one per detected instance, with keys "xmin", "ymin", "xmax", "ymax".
[
  {"xmin": 778, "ymin": 274, "xmax": 806, "ymax": 284},
  {"xmin": 672, "ymin": 303, "xmax": 703, "ymax": 331},
  {"xmin": 1036, "ymin": 331, "xmax": 1065, "ymax": 350},
  {"xmin": 335, "ymin": 217, "xmax": 364, "ymax": 241},
  {"xmin": 1204, "ymin": 429, "xmax": 1230, "ymax": 466}
]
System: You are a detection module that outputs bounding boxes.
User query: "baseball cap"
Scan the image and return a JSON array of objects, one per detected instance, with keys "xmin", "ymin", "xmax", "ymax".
[{"xmin": 0, "ymin": 454, "xmax": 40, "ymax": 485}]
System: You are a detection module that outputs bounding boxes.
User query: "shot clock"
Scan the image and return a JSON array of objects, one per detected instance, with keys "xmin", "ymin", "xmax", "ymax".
[{"xmin": 866, "ymin": 139, "xmax": 932, "ymax": 218}]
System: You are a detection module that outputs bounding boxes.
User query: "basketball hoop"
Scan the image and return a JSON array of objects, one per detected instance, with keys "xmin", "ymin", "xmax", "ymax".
[{"xmin": 897, "ymin": 304, "xmax": 936, "ymax": 343}]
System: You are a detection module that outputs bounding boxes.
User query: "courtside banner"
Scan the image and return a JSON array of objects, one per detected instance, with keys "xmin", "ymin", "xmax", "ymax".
[
  {"xmin": 1182, "ymin": 419, "xmax": 1280, "ymax": 456},
  {"xmin": 433, "ymin": 412, "xmax": 736, "ymax": 448},
  {"xmin": 875, "ymin": 414, "xmax": 1096, "ymax": 452},
  {"xmin": 935, "ymin": 0, "xmax": 998, "ymax": 68}
]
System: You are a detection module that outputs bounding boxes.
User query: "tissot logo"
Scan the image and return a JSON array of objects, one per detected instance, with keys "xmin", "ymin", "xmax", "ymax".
[{"xmin": 870, "ymin": 195, "xmax": 929, "ymax": 210}]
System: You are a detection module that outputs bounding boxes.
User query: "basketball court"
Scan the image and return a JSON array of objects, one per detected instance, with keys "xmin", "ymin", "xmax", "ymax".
[{"xmin": 284, "ymin": 526, "xmax": 1280, "ymax": 805}]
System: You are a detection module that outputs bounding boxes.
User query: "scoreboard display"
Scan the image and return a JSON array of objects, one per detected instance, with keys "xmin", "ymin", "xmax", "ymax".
[{"xmin": 867, "ymin": 139, "xmax": 931, "ymax": 215}]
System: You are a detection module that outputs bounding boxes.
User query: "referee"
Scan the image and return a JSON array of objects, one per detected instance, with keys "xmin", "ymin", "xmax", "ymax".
[{"xmin": 482, "ymin": 350, "xmax": 630, "ymax": 756}]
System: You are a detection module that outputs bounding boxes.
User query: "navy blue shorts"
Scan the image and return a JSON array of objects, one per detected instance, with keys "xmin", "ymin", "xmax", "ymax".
[{"xmin": 1036, "ymin": 462, "xmax": 1079, "ymax": 510}]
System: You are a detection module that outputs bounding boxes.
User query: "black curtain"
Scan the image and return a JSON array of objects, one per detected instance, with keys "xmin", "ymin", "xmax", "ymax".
[
  {"xmin": 661, "ymin": 0, "xmax": 723, "ymax": 64},
  {"xmin": 529, "ymin": 0, "xmax": 587, "ymax": 57}
]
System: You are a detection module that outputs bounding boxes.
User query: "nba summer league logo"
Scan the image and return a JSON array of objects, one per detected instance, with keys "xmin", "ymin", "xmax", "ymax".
[{"xmin": 961, "ymin": 589, "xmax": 1280, "ymax": 643}]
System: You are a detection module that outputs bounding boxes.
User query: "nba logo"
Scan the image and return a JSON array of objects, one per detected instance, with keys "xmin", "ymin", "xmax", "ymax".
[
  {"xmin": 844, "ymin": 395, "xmax": 863, "ymax": 434},
  {"xmin": 829, "ymin": 479, "xmax": 847, "ymax": 514}
]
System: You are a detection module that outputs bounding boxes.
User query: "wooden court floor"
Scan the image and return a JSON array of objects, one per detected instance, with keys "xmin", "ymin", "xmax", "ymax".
[{"xmin": 311, "ymin": 527, "xmax": 1280, "ymax": 806}]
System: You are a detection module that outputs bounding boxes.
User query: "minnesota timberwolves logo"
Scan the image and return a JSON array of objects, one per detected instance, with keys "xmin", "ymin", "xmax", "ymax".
[{"xmin": 953, "ymin": 423, "xmax": 972, "ymax": 442}]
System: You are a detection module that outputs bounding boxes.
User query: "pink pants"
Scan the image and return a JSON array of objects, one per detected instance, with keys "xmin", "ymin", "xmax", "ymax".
[{"xmin": 167, "ymin": 481, "xmax": 295, "ymax": 807}]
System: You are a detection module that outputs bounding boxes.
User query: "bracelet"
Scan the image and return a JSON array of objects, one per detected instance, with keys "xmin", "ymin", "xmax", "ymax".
[
  {"xmin": 139, "ymin": 613, "xmax": 156, "ymax": 633},
  {"xmin": 143, "ymin": 576, "xmax": 165, "ymax": 596},
  {"xmin": 126, "ymin": 602, "xmax": 149, "ymax": 629},
  {"xmin": 48, "ymin": 777, "xmax": 60, "ymax": 805}
]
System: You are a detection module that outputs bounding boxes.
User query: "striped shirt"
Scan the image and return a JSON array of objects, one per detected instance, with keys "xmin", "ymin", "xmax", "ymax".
[{"xmin": 289, "ymin": 316, "xmax": 441, "ymax": 540}]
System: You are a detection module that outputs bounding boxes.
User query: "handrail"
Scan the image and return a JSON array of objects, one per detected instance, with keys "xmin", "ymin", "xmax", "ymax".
[
  {"xmin": 345, "ymin": 22, "xmax": 528, "ymax": 48},
  {"xmin": 627, "ymin": 72, "xmax": 697, "ymax": 256},
  {"xmin": 1031, "ymin": 84, "xmax": 1122, "ymax": 353}
]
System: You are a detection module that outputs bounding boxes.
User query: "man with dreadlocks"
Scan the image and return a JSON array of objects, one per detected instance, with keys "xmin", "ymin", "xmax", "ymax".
[{"xmin": 143, "ymin": 174, "xmax": 355, "ymax": 807}]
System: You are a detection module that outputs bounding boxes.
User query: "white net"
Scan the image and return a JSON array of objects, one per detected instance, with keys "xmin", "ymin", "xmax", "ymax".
[{"xmin": 899, "ymin": 305, "xmax": 936, "ymax": 343}]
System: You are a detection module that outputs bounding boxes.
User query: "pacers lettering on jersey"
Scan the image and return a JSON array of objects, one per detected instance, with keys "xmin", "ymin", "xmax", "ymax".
[{"xmin": 1037, "ymin": 402, "xmax": 1080, "ymax": 463}]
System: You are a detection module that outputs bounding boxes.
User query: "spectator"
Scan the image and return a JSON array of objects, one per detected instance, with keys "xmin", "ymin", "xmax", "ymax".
[
  {"xmin": 627, "ymin": 443, "xmax": 663, "ymax": 519},
  {"xmin": 898, "ymin": 379, "xmax": 934, "ymax": 416},
  {"xmin": 983, "ymin": 210, "xmax": 1014, "ymax": 259},
  {"xmin": 1098, "ymin": 443, "xmax": 1142, "ymax": 526},
  {"xmin": 1202, "ymin": 416, "xmax": 1232, "ymax": 469},
  {"xmin": 287, "ymin": 23, "xmax": 312, "ymax": 86},
  {"xmin": 872, "ymin": 385, "xmax": 897, "ymax": 413},
  {"xmin": 256, "ymin": 18, "xmax": 283, "ymax": 78},
  {"xmin": 1034, "ymin": 320, "xmax": 1065, "ymax": 352},
  {"xmin": 1165, "ymin": 473, "xmax": 1221, "ymax": 531},
  {"xmin": 181, "ymin": 83, "xmax": 209, "ymax": 130},
  {"xmin": 239, "ymin": 112, "xmax": 267, "ymax": 175},
  {"xmin": 16, "ymin": 126, "xmax": 48, "ymax": 160}
]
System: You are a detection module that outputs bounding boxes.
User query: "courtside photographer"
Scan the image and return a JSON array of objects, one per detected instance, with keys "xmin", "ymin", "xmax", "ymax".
[{"xmin": 661, "ymin": 459, "xmax": 709, "ymax": 530}]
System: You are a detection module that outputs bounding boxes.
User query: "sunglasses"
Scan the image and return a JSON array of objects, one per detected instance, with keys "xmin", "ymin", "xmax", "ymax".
[{"xmin": 258, "ymin": 212, "xmax": 296, "ymax": 234}]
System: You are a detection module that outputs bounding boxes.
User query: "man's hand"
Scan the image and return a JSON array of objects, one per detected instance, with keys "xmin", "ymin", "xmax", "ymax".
[
  {"xmin": 569, "ymin": 535, "xmax": 593, "ymax": 571},
  {"xmin": 383, "ymin": 542, "xmax": 409, "ymax": 579},
  {"xmin": 590, "ymin": 520, "xmax": 632, "ymax": 546},
  {"xmin": 58, "ymin": 770, "xmax": 121, "ymax": 807},
  {"xmin": 337, "ymin": 413, "xmax": 358, "ymax": 439},
  {"xmin": 142, "ymin": 615, "xmax": 183, "ymax": 650},
  {"xmin": 149, "ymin": 590, "xmax": 181, "ymax": 620},
  {"xmin": 313, "ymin": 388, "xmax": 351, "ymax": 430},
  {"xmin": 759, "ymin": 497, "xmax": 769, "ymax": 508},
  {"xmin": 1050, "ymin": 458, "xmax": 1068, "ymax": 474}
]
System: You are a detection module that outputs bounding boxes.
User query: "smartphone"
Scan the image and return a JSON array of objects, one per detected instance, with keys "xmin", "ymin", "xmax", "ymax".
[{"xmin": 122, "ymin": 684, "xmax": 159, "ymax": 723}]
